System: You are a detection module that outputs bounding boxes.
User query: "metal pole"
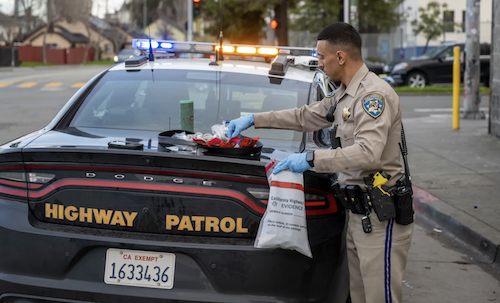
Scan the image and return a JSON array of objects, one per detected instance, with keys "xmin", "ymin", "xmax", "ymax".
[
  {"xmin": 350, "ymin": 0, "xmax": 358, "ymax": 30},
  {"xmin": 11, "ymin": 0, "xmax": 19, "ymax": 67},
  {"xmin": 143, "ymin": 0, "xmax": 147, "ymax": 31},
  {"xmin": 187, "ymin": 0, "xmax": 193, "ymax": 42},
  {"xmin": 463, "ymin": 0, "xmax": 484, "ymax": 119},
  {"xmin": 453, "ymin": 46, "xmax": 461, "ymax": 129},
  {"xmin": 343, "ymin": 0, "xmax": 349, "ymax": 23}
]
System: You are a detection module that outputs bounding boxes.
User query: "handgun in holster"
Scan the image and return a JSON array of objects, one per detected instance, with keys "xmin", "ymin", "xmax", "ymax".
[{"xmin": 363, "ymin": 171, "xmax": 396, "ymax": 221}]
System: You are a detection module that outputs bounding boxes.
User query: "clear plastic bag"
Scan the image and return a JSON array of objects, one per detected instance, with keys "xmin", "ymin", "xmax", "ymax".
[
  {"xmin": 211, "ymin": 122, "xmax": 228, "ymax": 143},
  {"xmin": 171, "ymin": 131, "xmax": 188, "ymax": 141}
]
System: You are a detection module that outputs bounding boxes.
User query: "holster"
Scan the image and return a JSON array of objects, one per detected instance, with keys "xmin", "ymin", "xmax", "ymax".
[{"xmin": 331, "ymin": 181, "xmax": 368, "ymax": 215}]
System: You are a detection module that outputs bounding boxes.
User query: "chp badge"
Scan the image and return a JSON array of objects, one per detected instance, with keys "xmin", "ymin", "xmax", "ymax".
[{"xmin": 362, "ymin": 94, "xmax": 385, "ymax": 119}]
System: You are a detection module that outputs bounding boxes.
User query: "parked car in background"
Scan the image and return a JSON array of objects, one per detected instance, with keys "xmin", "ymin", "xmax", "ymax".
[
  {"xmin": 113, "ymin": 48, "xmax": 142, "ymax": 63},
  {"xmin": 384, "ymin": 42, "xmax": 491, "ymax": 87},
  {"xmin": 364, "ymin": 60, "xmax": 384, "ymax": 75}
]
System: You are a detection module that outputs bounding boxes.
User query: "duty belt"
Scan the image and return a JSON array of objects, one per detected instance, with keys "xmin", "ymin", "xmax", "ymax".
[
  {"xmin": 342, "ymin": 190, "xmax": 371, "ymax": 215},
  {"xmin": 330, "ymin": 182, "xmax": 371, "ymax": 215}
]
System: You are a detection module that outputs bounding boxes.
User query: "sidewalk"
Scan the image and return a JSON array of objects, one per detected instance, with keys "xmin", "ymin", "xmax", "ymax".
[{"xmin": 404, "ymin": 114, "xmax": 500, "ymax": 264}]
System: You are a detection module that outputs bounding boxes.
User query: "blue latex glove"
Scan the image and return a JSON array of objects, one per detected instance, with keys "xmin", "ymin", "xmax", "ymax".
[
  {"xmin": 226, "ymin": 114, "xmax": 254, "ymax": 139},
  {"xmin": 273, "ymin": 153, "xmax": 312, "ymax": 175}
]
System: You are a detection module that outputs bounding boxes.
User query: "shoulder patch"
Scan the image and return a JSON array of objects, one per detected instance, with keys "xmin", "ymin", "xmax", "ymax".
[{"xmin": 362, "ymin": 94, "xmax": 385, "ymax": 119}]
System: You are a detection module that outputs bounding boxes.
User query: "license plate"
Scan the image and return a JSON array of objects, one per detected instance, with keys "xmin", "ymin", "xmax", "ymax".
[
  {"xmin": 379, "ymin": 74, "xmax": 388, "ymax": 79},
  {"xmin": 104, "ymin": 248, "xmax": 175, "ymax": 289}
]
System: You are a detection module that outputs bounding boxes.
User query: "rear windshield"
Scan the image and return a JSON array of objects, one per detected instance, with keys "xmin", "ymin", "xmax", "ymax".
[{"xmin": 70, "ymin": 69, "xmax": 310, "ymax": 141}]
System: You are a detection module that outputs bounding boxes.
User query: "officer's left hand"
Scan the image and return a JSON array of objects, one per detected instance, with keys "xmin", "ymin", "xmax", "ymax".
[{"xmin": 273, "ymin": 153, "xmax": 312, "ymax": 175}]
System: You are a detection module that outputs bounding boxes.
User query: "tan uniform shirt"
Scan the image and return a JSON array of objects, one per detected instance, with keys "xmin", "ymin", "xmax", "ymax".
[{"xmin": 254, "ymin": 63, "xmax": 403, "ymax": 187}]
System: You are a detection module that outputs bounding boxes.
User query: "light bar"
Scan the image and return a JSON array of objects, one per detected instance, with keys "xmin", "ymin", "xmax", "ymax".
[
  {"xmin": 160, "ymin": 42, "xmax": 173, "ymax": 49},
  {"xmin": 258, "ymin": 48, "xmax": 279, "ymax": 55},
  {"xmin": 131, "ymin": 39, "xmax": 314, "ymax": 58},
  {"xmin": 136, "ymin": 40, "xmax": 159, "ymax": 49},
  {"xmin": 237, "ymin": 47, "xmax": 256, "ymax": 54},
  {"xmin": 215, "ymin": 45, "xmax": 235, "ymax": 53}
]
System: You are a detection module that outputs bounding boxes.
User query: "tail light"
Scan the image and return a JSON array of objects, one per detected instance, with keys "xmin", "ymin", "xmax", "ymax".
[
  {"xmin": 246, "ymin": 187, "xmax": 337, "ymax": 216},
  {"xmin": 27, "ymin": 172, "xmax": 56, "ymax": 184},
  {"xmin": 0, "ymin": 172, "xmax": 55, "ymax": 190}
]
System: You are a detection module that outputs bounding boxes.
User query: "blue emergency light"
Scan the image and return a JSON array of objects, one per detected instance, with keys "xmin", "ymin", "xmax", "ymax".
[{"xmin": 131, "ymin": 39, "xmax": 315, "ymax": 57}]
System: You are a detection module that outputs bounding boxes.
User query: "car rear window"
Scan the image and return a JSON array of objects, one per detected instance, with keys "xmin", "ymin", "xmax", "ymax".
[{"xmin": 70, "ymin": 69, "xmax": 310, "ymax": 141}]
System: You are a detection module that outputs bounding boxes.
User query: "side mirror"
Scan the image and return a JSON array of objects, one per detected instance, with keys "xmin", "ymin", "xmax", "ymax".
[{"xmin": 437, "ymin": 56, "xmax": 444, "ymax": 63}]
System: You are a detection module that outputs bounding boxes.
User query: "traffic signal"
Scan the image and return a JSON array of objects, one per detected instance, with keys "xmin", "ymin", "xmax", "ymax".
[
  {"xmin": 271, "ymin": 19, "xmax": 278, "ymax": 30},
  {"xmin": 193, "ymin": 0, "xmax": 201, "ymax": 18}
]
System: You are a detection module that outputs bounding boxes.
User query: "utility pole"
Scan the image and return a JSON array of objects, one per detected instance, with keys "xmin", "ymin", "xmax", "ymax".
[
  {"xmin": 463, "ymin": 0, "xmax": 484, "ymax": 119},
  {"xmin": 491, "ymin": 0, "xmax": 500, "ymax": 136},
  {"xmin": 350, "ymin": 0, "xmax": 358, "ymax": 30},
  {"xmin": 343, "ymin": 0, "xmax": 349, "ymax": 23},
  {"xmin": 11, "ymin": 0, "xmax": 19, "ymax": 67},
  {"xmin": 143, "ymin": 0, "xmax": 147, "ymax": 31},
  {"xmin": 187, "ymin": 0, "xmax": 193, "ymax": 42}
]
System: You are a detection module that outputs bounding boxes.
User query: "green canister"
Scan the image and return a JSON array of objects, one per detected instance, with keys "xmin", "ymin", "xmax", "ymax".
[{"xmin": 179, "ymin": 100, "xmax": 194, "ymax": 132}]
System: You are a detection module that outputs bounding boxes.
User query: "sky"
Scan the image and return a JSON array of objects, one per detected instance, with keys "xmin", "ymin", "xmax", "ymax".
[{"xmin": 0, "ymin": 0, "xmax": 125, "ymax": 18}]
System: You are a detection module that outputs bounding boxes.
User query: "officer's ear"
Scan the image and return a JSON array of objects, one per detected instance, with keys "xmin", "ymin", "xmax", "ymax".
[{"xmin": 336, "ymin": 51, "xmax": 346, "ymax": 66}]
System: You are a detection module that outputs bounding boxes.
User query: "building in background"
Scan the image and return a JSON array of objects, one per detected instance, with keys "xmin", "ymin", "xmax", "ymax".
[
  {"xmin": 397, "ymin": 0, "xmax": 492, "ymax": 59},
  {"xmin": 22, "ymin": 15, "xmax": 147, "ymax": 60}
]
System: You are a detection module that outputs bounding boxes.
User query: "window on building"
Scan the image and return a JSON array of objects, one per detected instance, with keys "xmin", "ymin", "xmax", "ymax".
[
  {"xmin": 462, "ymin": 11, "xmax": 466, "ymax": 32},
  {"xmin": 104, "ymin": 44, "xmax": 112, "ymax": 54},
  {"xmin": 443, "ymin": 10, "xmax": 455, "ymax": 33}
]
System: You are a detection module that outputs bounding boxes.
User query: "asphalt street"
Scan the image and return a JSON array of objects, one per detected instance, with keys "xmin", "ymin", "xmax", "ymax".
[{"xmin": 0, "ymin": 66, "xmax": 498, "ymax": 301}]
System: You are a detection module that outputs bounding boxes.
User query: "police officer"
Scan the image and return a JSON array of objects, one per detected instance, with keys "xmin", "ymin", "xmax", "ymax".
[{"xmin": 226, "ymin": 22, "xmax": 414, "ymax": 303}]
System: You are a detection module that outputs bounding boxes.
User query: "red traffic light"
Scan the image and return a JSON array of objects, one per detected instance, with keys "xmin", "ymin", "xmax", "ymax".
[{"xmin": 271, "ymin": 19, "xmax": 278, "ymax": 30}]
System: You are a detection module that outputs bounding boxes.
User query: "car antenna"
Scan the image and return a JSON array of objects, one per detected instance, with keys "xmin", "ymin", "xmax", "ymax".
[
  {"xmin": 209, "ymin": 0, "xmax": 223, "ymax": 66},
  {"xmin": 147, "ymin": 15, "xmax": 155, "ymax": 61},
  {"xmin": 147, "ymin": 20, "xmax": 155, "ymax": 81}
]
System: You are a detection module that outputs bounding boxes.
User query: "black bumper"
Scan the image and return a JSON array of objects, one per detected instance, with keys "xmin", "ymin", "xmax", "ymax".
[
  {"xmin": 0, "ymin": 199, "xmax": 348, "ymax": 303},
  {"xmin": 390, "ymin": 71, "xmax": 406, "ymax": 85}
]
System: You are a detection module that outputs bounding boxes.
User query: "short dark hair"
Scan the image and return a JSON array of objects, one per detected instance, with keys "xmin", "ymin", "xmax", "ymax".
[{"xmin": 317, "ymin": 22, "xmax": 362, "ymax": 60}]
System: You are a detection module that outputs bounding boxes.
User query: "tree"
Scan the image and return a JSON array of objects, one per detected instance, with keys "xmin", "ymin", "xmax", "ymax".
[
  {"xmin": 202, "ymin": 0, "xmax": 268, "ymax": 44},
  {"xmin": 357, "ymin": 0, "xmax": 403, "ymax": 33},
  {"xmin": 291, "ymin": 0, "xmax": 402, "ymax": 35},
  {"xmin": 290, "ymin": 0, "xmax": 342, "ymax": 34},
  {"xmin": 81, "ymin": 0, "xmax": 93, "ymax": 64},
  {"xmin": 41, "ymin": 0, "xmax": 87, "ymax": 63},
  {"xmin": 273, "ymin": 0, "xmax": 300, "ymax": 46},
  {"xmin": 411, "ymin": 1, "xmax": 458, "ymax": 53},
  {"xmin": 0, "ymin": 12, "xmax": 20, "ymax": 67},
  {"xmin": 127, "ymin": 0, "xmax": 179, "ymax": 29},
  {"xmin": 19, "ymin": 0, "xmax": 42, "ymax": 34}
]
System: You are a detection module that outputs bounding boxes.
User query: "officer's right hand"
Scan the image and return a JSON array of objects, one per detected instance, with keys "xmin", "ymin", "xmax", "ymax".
[{"xmin": 226, "ymin": 114, "xmax": 254, "ymax": 139}]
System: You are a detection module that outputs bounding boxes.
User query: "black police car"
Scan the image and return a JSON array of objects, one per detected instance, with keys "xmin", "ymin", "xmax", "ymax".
[
  {"xmin": 385, "ymin": 42, "xmax": 491, "ymax": 87},
  {"xmin": 0, "ymin": 40, "xmax": 348, "ymax": 302}
]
